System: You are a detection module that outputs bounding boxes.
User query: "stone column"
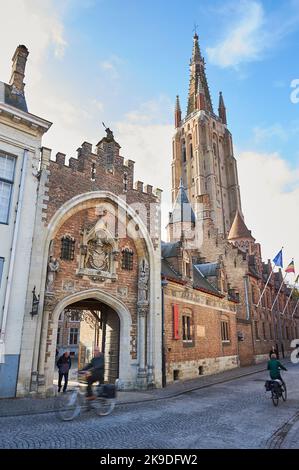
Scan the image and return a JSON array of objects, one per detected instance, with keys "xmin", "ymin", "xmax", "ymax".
[{"xmin": 136, "ymin": 303, "xmax": 148, "ymax": 389}]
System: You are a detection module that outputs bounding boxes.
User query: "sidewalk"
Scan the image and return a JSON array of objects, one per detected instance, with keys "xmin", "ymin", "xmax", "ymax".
[{"xmin": 0, "ymin": 361, "xmax": 270, "ymax": 418}]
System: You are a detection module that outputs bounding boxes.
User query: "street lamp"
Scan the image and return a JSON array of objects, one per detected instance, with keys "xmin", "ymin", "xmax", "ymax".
[
  {"xmin": 161, "ymin": 277, "xmax": 168, "ymax": 388},
  {"xmin": 30, "ymin": 286, "xmax": 40, "ymax": 317}
]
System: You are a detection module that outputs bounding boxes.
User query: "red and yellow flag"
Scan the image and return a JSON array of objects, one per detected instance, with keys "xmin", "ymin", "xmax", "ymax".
[{"xmin": 285, "ymin": 260, "xmax": 295, "ymax": 274}]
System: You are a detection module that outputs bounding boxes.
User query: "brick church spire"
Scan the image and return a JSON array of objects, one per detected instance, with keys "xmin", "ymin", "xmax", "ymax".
[
  {"xmin": 218, "ymin": 91, "xmax": 227, "ymax": 125},
  {"xmin": 174, "ymin": 95, "xmax": 181, "ymax": 128},
  {"xmin": 187, "ymin": 33, "xmax": 213, "ymax": 116}
]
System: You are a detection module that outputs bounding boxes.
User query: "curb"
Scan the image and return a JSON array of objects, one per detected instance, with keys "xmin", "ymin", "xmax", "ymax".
[{"xmin": 0, "ymin": 366, "xmax": 267, "ymax": 418}]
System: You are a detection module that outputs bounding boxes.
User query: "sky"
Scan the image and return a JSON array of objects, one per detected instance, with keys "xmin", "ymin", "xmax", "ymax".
[{"xmin": 1, "ymin": 0, "xmax": 299, "ymax": 280}]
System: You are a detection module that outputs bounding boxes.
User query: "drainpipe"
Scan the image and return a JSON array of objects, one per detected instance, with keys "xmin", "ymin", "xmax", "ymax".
[
  {"xmin": 161, "ymin": 278, "xmax": 168, "ymax": 388},
  {"xmin": 0, "ymin": 149, "xmax": 28, "ymax": 347}
]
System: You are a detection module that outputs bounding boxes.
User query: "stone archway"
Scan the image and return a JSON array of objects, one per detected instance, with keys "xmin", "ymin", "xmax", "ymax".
[{"xmin": 42, "ymin": 289, "xmax": 133, "ymax": 393}]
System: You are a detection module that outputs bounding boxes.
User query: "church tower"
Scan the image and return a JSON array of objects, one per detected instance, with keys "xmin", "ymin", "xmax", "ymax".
[{"xmin": 172, "ymin": 33, "xmax": 242, "ymax": 237}]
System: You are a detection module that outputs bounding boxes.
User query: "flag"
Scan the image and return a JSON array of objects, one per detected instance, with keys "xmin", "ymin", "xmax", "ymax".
[
  {"xmin": 273, "ymin": 249, "xmax": 283, "ymax": 268},
  {"xmin": 285, "ymin": 260, "xmax": 295, "ymax": 274}
]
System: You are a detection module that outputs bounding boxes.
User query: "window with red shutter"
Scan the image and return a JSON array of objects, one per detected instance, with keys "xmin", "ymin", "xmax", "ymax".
[{"xmin": 173, "ymin": 304, "xmax": 180, "ymax": 340}]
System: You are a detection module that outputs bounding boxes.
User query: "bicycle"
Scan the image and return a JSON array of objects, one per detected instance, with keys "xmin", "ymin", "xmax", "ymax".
[
  {"xmin": 265, "ymin": 378, "xmax": 287, "ymax": 407},
  {"xmin": 55, "ymin": 374, "xmax": 117, "ymax": 421}
]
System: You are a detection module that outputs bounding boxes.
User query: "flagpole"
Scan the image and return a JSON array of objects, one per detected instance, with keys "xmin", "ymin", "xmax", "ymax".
[
  {"xmin": 282, "ymin": 285, "xmax": 296, "ymax": 315},
  {"xmin": 256, "ymin": 267, "xmax": 273, "ymax": 307},
  {"xmin": 257, "ymin": 247, "xmax": 284, "ymax": 308},
  {"xmin": 271, "ymin": 273, "xmax": 288, "ymax": 312},
  {"xmin": 292, "ymin": 298, "xmax": 299, "ymax": 318}
]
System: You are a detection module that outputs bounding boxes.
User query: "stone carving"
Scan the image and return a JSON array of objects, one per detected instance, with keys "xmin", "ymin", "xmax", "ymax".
[
  {"xmin": 77, "ymin": 220, "xmax": 118, "ymax": 281},
  {"xmin": 46, "ymin": 257, "xmax": 59, "ymax": 293},
  {"xmin": 138, "ymin": 259, "xmax": 149, "ymax": 303},
  {"xmin": 85, "ymin": 238, "xmax": 111, "ymax": 271}
]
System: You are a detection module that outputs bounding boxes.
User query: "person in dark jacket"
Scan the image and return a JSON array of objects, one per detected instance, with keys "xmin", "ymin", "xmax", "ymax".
[
  {"xmin": 269, "ymin": 345, "xmax": 279, "ymax": 359},
  {"xmin": 267, "ymin": 353, "xmax": 287, "ymax": 387},
  {"xmin": 80, "ymin": 347, "xmax": 104, "ymax": 399},
  {"xmin": 57, "ymin": 351, "xmax": 71, "ymax": 392}
]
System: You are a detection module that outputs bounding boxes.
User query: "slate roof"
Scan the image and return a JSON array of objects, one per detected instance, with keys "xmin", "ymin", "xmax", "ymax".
[
  {"xmin": 195, "ymin": 262, "xmax": 218, "ymax": 278},
  {"xmin": 193, "ymin": 265, "xmax": 223, "ymax": 297},
  {"xmin": 169, "ymin": 179, "xmax": 196, "ymax": 225},
  {"xmin": 161, "ymin": 241, "xmax": 180, "ymax": 258},
  {"xmin": 0, "ymin": 81, "xmax": 28, "ymax": 112}
]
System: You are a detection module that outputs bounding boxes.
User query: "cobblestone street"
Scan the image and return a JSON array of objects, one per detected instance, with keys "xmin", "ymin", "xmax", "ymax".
[{"xmin": 0, "ymin": 362, "xmax": 298, "ymax": 449}]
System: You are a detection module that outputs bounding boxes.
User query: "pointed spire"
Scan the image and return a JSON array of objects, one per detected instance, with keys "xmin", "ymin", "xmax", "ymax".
[
  {"xmin": 228, "ymin": 210, "xmax": 255, "ymax": 241},
  {"xmin": 175, "ymin": 95, "xmax": 182, "ymax": 128},
  {"xmin": 218, "ymin": 91, "xmax": 227, "ymax": 125},
  {"xmin": 169, "ymin": 179, "xmax": 196, "ymax": 225},
  {"xmin": 192, "ymin": 32, "xmax": 201, "ymax": 63},
  {"xmin": 187, "ymin": 33, "xmax": 213, "ymax": 116}
]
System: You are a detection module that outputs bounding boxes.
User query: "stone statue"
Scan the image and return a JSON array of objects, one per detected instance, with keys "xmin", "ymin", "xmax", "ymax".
[
  {"xmin": 138, "ymin": 259, "xmax": 149, "ymax": 303},
  {"xmin": 46, "ymin": 256, "xmax": 60, "ymax": 293},
  {"xmin": 102, "ymin": 122, "xmax": 114, "ymax": 141}
]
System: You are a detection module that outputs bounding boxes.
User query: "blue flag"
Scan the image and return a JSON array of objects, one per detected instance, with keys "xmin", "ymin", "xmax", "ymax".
[{"xmin": 273, "ymin": 249, "xmax": 283, "ymax": 268}]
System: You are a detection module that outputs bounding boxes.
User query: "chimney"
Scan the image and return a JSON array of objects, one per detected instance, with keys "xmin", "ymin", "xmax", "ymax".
[{"xmin": 9, "ymin": 45, "xmax": 29, "ymax": 94}]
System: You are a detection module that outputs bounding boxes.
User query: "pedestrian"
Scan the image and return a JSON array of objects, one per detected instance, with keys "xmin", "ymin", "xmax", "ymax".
[
  {"xmin": 57, "ymin": 351, "xmax": 71, "ymax": 393},
  {"xmin": 269, "ymin": 345, "xmax": 279, "ymax": 359}
]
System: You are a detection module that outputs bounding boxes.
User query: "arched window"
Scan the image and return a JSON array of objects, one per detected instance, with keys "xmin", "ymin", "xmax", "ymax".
[
  {"xmin": 189, "ymin": 142, "xmax": 193, "ymax": 159},
  {"xmin": 121, "ymin": 248, "xmax": 133, "ymax": 270},
  {"xmin": 182, "ymin": 141, "xmax": 186, "ymax": 163},
  {"xmin": 61, "ymin": 235, "xmax": 75, "ymax": 261}
]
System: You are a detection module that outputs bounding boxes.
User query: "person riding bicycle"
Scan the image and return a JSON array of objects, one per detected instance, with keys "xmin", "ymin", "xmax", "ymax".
[
  {"xmin": 80, "ymin": 347, "xmax": 104, "ymax": 400},
  {"xmin": 267, "ymin": 353, "xmax": 287, "ymax": 388}
]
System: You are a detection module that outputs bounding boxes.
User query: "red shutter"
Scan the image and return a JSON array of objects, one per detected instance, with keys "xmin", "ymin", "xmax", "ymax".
[{"xmin": 173, "ymin": 304, "xmax": 180, "ymax": 340}]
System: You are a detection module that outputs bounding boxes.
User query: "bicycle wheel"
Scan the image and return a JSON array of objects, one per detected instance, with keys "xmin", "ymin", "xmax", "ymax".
[
  {"xmin": 56, "ymin": 390, "xmax": 81, "ymax": 421},
  {"xmin": 271, "ymin": 390, "xmax": 279, "ymax": 407},
  {"xmin": 94, "ymin": 398, "xmax": 116, "ymax": 416},
  {"xmin": 281, "ymin": 384, "xmax": 287, "ymax": 401}
]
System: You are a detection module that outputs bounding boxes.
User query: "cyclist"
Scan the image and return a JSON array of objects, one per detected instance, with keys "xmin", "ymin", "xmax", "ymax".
[
  {"xmin": 267, "ymin": 353, "xmax": 287, "ymax": 389},
  {"xmin": 80, "ymin": 347, "xmax": 104, "ymax": 400}
]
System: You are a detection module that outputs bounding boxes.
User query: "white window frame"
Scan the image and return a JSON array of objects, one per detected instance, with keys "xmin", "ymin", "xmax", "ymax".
[{"xmin": 0, "ymin": 152, "xmax": 16, "ymax": 224}]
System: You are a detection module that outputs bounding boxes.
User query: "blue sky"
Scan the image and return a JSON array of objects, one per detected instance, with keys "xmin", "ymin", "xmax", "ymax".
[{"xmin": 1, "ymin": 0, "xmax": 299, "ymax": 273}]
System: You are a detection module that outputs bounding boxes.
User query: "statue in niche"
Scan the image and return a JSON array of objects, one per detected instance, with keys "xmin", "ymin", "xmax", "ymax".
[
  {"xmin": 138, "ymin": 259, "xmax": 149, "ymax": 303},
  {"xmin": 46, "ymin": 256, "xmax": 60, "ymax": 293}
]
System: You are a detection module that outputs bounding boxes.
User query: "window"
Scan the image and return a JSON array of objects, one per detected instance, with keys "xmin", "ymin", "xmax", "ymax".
[
  {"xmin": 121, "ymin": 248, "xmax": 133, "ymax": 270},
  {"xmin": 182, "ymin": 142, "xmax": 186, "ymax": 163},
  {"xmin": 221, "ymin": 320, "xmax": 230, "ymax": 342},
  {"xmin": 189, "ymin": 143, "xmax": 193, "ymax": 159},
  {"xmin": 254, "ymin": 321, "xmax": 260, "ymax": 340},
  {"xmin": 56, "ymin": 327, "xmax": 61, "ymax": 345},
  {"xmin": 0, "ymin": 153, "xmax": 16, "ymax": 224},
  {"xmin": 269, "ymin": 324, "xmax": 273, "ymax": 340},
  {"xmin": 123, "ymin": 172, "xmax": 128, "ymax": 192},
  {"xmin": 69, "ymin": 328, "xmax": 79, "ymax": 345},
  {"xmin": 0, "ymin": 258, "xmax": 4, "ymax": 287},
  {"xmin": 60, "ymin": 235, "xmax": 75, "ymax": 260},
  {"xmin": 69, "ymin": 311, "xmax": 80, "ymax": 322},
  {"xmin": 262, "ymin": 322, "xmax": 267, "ymax": 340},
  {"xmin": 182, "ymin": 315, "xmax": 192, "ymax": 341}
]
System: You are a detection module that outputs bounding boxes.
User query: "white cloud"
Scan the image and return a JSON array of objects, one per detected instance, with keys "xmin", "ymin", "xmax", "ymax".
[
  {"xmin": 0, "ymin": 0, "xmax": 68, "ymax": 85},
  {"xmin": 238, "ymin": 150, "xmax": 299, "ymax": 273},
  {"xmin": 253, "ymin": 124, "xmax": 289, "ymax": 143},
  {"xmin": 206, "ymin": 1, "xmax": 264, "ymax": 68},
  {"xmin": 100, "ymin": 55, "xmax": 123, "ymax": 79},
  {"xmin": 206, "ymin": 0, "xmax": 299, "ymax": 68}
]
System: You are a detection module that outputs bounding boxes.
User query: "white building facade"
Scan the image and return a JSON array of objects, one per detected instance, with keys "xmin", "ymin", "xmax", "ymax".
[{"xmin": 0, "ymin": 45, "xmax": 51, "ymax": 397}]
